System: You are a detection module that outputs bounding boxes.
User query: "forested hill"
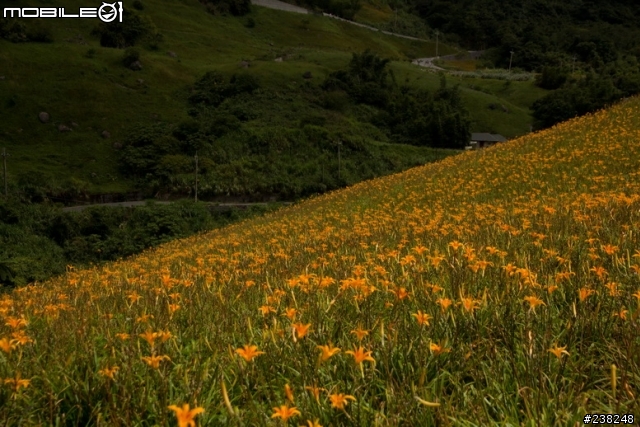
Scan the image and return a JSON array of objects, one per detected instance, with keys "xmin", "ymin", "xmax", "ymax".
[{"xmin": 411, "ymin": 0, "xmax": 640, "ymax": 71}]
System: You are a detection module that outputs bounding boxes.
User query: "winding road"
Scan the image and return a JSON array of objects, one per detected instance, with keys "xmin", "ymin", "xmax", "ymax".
[{"xmin": 250, "ymin": 0, "xmax": 487, "ymax": 72}]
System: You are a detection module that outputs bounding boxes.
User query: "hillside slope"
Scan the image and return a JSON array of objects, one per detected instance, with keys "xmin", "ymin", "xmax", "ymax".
[
  {"xmin": 1, "ymin": 97, "xmax": 639, "ymax": 424},
  {"xmin": 0, "ymin": 0, "xmax": 546, "ymax": 199}
]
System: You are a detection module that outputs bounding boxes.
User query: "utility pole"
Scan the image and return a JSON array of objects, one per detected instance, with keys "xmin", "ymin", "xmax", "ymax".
[
  {"xmin": 194, "ymin": 150, "xmax": 198, "ymax": 203},
  {"xmin": 508, "ymin": 51, "xmax": 515, "ymax": 73},
  {"xmin": 394, "ymin": 8, "xmax": 398, "ymax": 32},
  {"xmin": 1, "ymin": 148, "xmax": 8, "ymax": 198},
  {"xmin": 337, "ymin": 141, "xmax": 342, "ymax": 180},
  {"xmin": 435, "ymin": 30, "xmax": 440, "ymax": 58}
]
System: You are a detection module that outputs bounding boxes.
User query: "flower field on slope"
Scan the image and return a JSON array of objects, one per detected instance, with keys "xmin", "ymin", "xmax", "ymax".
[{"xmin": 2, "ymin": 98, "xmax": 640, "ymax": 426}]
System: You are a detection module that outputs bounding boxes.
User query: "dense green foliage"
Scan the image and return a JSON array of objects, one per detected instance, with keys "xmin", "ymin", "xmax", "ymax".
[
  {"xmin": 1, "ymin": 0, "xmax": 539, "ymax": 204},
  {"xmin": 531, "ymin": 57, "xmax": 640, "ymax": 129},
  {"xmin": 91, "ymin": 7, "xmax": 162, "ymax": 49},
  {"xmin": 293, "ymin": 0, "xmax": 362, "ymax": 19},
  {"xmin": 199, "ymin": 0, "xmax": 252, "ymax": 16},
  {"xmin": 323, "ymin": 51, "xmax": 470, "ymax": 148},
  {"xmin": 116, "ymin": 58, "xmax": 458, "ymax": 198},
  {"xmin": 404, "ymin": 0, "xmax": 640, "ymax": 129},
  {"xmin": 411, "ymin": 0, "xmax": 640, "ymax": 70},
  {"xmin": 0, "ymin": 199, "xmax": 273, "ymax": 288},
  {"xmin": 0, "ymin": 17, "xmax": 54, "ymax": 43}
]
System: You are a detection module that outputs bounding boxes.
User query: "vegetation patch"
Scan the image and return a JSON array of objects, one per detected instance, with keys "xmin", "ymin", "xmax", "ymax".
[{"xmin": 1, "ymin": 96, "xmax": 639, "ymax": 424}]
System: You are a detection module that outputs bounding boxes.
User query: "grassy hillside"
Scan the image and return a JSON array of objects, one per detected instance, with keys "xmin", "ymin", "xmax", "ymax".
[
  {"xmin": 0, "ymin": 0, "xmax": 547, "ymax": 198},
  {"xmin": 1, "ymin": 96, "xmax": 639, "ymax": 424}
]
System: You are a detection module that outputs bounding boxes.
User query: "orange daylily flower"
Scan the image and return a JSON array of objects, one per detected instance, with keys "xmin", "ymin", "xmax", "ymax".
[
  {"xmin": 283, "ymin": 308, "xmax": 297, "ymax": 320},
  {"xmin": 460, "ymin": 297, "xmax": 480, "ymax": 313},
  {"xmin": 436, "ymin": 298, "xmax": 452, "ymax": 312},
  {"xmin": 350, "ymin": 327, "xmax": 369, "ymax": 341},
  {"xmin": 305, "ymin": 384, "xmax": 325, "ymax": 403},
  {"xmin": 5, "ymin": 317, "xmax": 28, "ymax": 329},
  {"xmin": 329, "ymin": 393, "xmax": 356, "ymax": 410},
  {"xmin": 271, "ymin": 404, "xmax": 300, "ymax": 421},
  {"xmin": 284, "ymin": 383, "xmax": 294, "ymax": 403},
  {"xmin": 548, "ymin": 345, "xmax": 569, "ymax": 359},
  {"xmin": 429, "ymin": 342, "xmax": 451, "ymax": 356},
  {"xmin": 4, "ymin": 374, "xmax": 30, "ymax": 392},
  {"xmin": 235, "ymin": 344, "xmax": 265, "ymax": 362},
  {"xmin": 578, "ymin": 287, "xmax": 596, "ymax": 302},
  {"xmin": 345, "ymin": 346, "xmax": 375, "ymax": 365},
  {"xmin": 168, "ymin": 403, "xmax": 205, "ymax": 427},
  {"xmin": 99, "ymin": 366, "xmax": 119, "ymax": 380},
  {"xmin": 0, "ymin": 338, "xmax": 16, "ymax": 353},
  {"xmin": 317, "ymin": 344, "xmax": 341, "ymax": 363},
  {"xmin": 412, "ymin": 310, "xmax": 432, "ymax": 326},
  {"xmin": 523, "ymin": 295, "xmax": 546, "ymax": 313},
  {"xmin": 141, "ymin": 354, "xmax": 170, "ymax": 369},
  {"xmin": 292, "ymin": 323, "xmax": 311, "ymax": 339},
  {"xmin": 139, "ymin": 330, "xmax": 158, "ymax": 348}
]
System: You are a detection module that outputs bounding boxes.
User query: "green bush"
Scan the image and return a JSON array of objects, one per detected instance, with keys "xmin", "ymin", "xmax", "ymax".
[
  {"xmin": 158, "ymin": 155, "xmax": 194, "ymax": 175},
  {"xmin": 0, "ymin": 199, "xmax": 274, "ymax": 288},
  {"xmin": 205, "ymin": 114, "xmax": 242, "ymax": 137},
  {"xmin": 122, "ymin": 48, "xmax": 141, "ymax": 67},
  {"xmin": 189, "ymin": 71, "xmax": 260, "ymax": 107},
  {"xmin": 25, "ymin": 19, "xmax": 54, "ymax": 43},
  {"xmin": 91, "ymin": 8, "xmax": 156, "ymax": 48},
  {"xmin": 200, "ymin": 0, "xmax": 251, "ymax": 16},
  {"xmin": 535, "ymin": 66, "xmax": 569, "ymax": 90},
  {"xmin": 0, "ymin": 18, "xmax": 27, "ymax": 42},
  {"xmin": 321, "ymin": 90, "xmax": 350, "ymax": 111}
]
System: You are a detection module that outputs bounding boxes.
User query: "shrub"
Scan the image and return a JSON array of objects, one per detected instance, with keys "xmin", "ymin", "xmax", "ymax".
[
  {"xmin": 91, "ymin": 8, "xmax": 154, "ymax": 48},
  {"xmin": 0, "ymin": 18, "xmax": 28, "ymax": 43},
  {"xmin": 205, "ymin": 114, "xmax": 242, "ymax": 137},
  {"xmin": 321, "ymin": 90, "xmax": 350, "ymax": 111},
  {"xmin": 189, "ymin": 71, "xmax": 229, "ymax": 107},
  {"xmin": 189, "ymin": 72, "xmax": 260, "ymax": 107},
  {"xmin": 535, "ymin": 66, "xmax": 569, "ymax": 90},
  {"xmin": 25, "ymin": 19, "xmax": 54, "ymax": 43},
  {"xmin": 133, "ymin": 0, "xmax": 145, "ymax": 10},
  {"xmin": 229, "ymin": 74, "xmax": 260, "ymax": 95},
  {"xmin": 122, "ymin": 48, "xmax": 141, "ymax": 67},
  {"xmin": 158, "ymin": 155, "xmax": 194, "ymax": 175},
  {"xmin": 200, "ymin": 0, "xmax": 251, "ymax": 16}
]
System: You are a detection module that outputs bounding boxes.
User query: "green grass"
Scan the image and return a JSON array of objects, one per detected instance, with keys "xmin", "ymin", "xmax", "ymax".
[
  {"xmin": 0, "ymin": 0, "xmax": 547, "ymax": 196},
  {"xmin": 2, "ymin": 96, "xmax": 639, "ymax": 425},
  {"xmin": 391, "ymin": 63, "xmax": 547, "ymax": 137}
]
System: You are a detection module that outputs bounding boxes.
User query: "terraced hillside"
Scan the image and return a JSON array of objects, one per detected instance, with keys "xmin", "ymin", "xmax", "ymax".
[{"xmin": 1, "ymin": 96, "xmax": 639, "ymax": 424}]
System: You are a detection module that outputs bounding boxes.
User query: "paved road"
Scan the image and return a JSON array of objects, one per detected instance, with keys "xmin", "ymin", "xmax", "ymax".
[
  {"xmin": 61, "ymin": 201, "xmax": 290, "ymax": 213},
  {"xmin": 252, "ymin": 0, "xmax": 309, "ymax": 14},
  {"xmin": 412, "ymin": 51, "xmax": 486, "ymax": 71},
  {"xmin": 250, "ymin": 0, "xmax": 490, "ymax": 74},
  {"xmin": 251, "ymin": 0, "xmax": 431, "ymax": 42},
  {"xmin": 411, "ymin": 57, "xmax": 446, "ymax": 71}
]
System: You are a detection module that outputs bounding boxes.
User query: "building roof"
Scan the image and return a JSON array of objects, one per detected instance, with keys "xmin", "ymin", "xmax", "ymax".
[{"xmin": 470, "ymin": 133, "xmax": 507, "ymax": 142}]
